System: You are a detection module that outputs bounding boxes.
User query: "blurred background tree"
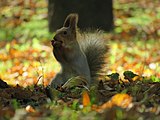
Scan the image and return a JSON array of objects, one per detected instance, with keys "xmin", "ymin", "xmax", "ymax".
[{"xmin": 48, "ymin": 0, "xmax": 113, "ymax": 32}]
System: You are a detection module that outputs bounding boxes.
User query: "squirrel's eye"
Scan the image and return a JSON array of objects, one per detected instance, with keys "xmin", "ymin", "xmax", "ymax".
[{"xmin": 63, "ymin": 31, "xmax": 67, "ymax": 35}]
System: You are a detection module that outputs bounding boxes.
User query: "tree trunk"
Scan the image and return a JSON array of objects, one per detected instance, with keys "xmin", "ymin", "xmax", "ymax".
[{"xmin": 48, "ymin": 0, "xmax": 113, "ymax": 32}]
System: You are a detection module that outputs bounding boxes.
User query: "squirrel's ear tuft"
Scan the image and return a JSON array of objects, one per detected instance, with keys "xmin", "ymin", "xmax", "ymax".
[{"xmin": 63, "ymin": 13, "xmax": 78, "ymax": 30}]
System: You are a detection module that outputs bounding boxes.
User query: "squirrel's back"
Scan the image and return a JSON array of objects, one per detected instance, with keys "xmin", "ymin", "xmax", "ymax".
[{"xmin": 78, "ymin": 31, "xmax": 108, "ymax": 82}]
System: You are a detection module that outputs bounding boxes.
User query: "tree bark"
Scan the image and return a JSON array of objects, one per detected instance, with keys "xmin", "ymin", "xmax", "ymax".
[{"xmin": 48, "ymin": 0, "xmax": 113, "ymax": 32}]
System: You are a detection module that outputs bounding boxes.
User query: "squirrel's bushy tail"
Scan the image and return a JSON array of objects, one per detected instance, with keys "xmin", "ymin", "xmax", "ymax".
[{"xmin": 78, "ymin": 31, "xmax": 108, "ymax": 82}]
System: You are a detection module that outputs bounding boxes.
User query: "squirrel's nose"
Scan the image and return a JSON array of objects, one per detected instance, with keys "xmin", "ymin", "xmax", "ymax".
[{"xmin": 53, "ymin": 35, "xmax": 58, "ymax": 41}]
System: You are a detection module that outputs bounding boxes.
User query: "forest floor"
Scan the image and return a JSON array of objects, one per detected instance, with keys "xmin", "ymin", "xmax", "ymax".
[{"xmin": 0, "ymin": 0, "xmax": 160, "ymax": 119}]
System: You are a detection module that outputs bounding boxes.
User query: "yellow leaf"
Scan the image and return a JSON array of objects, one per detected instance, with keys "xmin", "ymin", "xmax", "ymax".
[
  {"xmin": 111, "ymin": 93, "xmax": 132, "ymax": 108},
  {"xmin": 92, "ymin": 93, "xmax": 132, "ymax": 112}
]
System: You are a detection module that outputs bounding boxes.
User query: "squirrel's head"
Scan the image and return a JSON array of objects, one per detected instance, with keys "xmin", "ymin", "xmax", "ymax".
[{"xmin": 51, "ymin": 13, "xmax": 78, "ymax": 48}]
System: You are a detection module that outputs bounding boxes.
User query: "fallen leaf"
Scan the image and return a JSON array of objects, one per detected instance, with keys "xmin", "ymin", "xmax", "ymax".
[
  {"xmin": 111, "ymin": 93, "xmax": 133, "ymax": 108},
  {"xmin": 82, "ymin": 90, "xmax": 91, "ymax": 107},
  {"xmin": 92, "ymin": 93, "xmax": 133, "ymax": 112},
  {"xmin": 26, "ymin": 105, "xmax": 35, "ymax": 113}
]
